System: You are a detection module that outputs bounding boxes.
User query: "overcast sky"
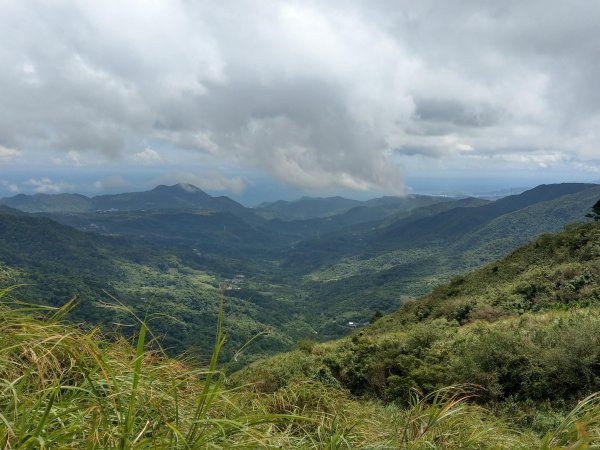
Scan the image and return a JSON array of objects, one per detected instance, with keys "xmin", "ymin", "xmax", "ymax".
[{"xmin": 1, "ymin": 0, "xmax": 600, "ymax": 201}]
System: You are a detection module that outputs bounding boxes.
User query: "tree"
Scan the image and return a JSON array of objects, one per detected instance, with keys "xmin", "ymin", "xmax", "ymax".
[
  {"xmin": 586, "ymin": 199, "xmax": 600, "ymax": 221},
  {"xmin": 370, "ymin": 310, "xmax": 383, "ymax": 324}
]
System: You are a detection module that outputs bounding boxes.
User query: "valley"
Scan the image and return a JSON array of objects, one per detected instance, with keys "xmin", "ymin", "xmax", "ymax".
[
  {"xmin": 1, "ymin": 182, "xmax": 599, "ymax": 365},
  {"xmin": 2, "ymin": 196, "xmax": 600, "ymax": 448}
]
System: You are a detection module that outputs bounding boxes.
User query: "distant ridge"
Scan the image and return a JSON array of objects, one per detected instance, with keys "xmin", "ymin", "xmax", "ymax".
[
  {"xmin": 0, "ymin": 192, "xmax": 95, "ymax": 213},
  {"xmin": 0, "ymin": 205, "xmax": 28, "ymax": 216},
  {"xmin": 92, "ymin": 183, "xmax": 246, "ymax": 212},
  {"xmin": 257, "ymin": 194, "xmax": 460, "ymax": 221},
  {"xmin": 377, "ymin": 183, "xmax": 599, "ymax": 245},
  {"xmin": 258, "ymin": 196, "xmax": 363, "ymax": 220},
  {"xmin": 0, "ymin": 184, "xmax": 247, "ymax": 214}
]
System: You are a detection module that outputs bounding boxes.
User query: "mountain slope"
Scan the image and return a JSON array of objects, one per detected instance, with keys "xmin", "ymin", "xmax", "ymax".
[
  {"xmin": 258, "ymin": 196, "xmax": 363, "ymax": 220},
  {"xmin": 4, "ymin": 182, "xmax": 599, "ymax": 362},
  {"xmin": 0, "ymin": 210, "xmax": 293, "ymax": 361},
  {"xmin": 235, "ymin": 220, "xmax": 600, "ymax": 408},
  {"xmin": 258, "ymin": 194, "xmax": 456, "ymax": 223},
  {"xmin": 48, "ymin": 209, "xmax": 279, "ymax": 257},
  {"xmin": 453, "ymin": 184, "xmax": 600, "ymax": 263},
  {"xmin": 286, "ymin": 185, "xmax": 600, "ymax": 337},
  {"xmin": 375, "ymin": 183, "xmax": 597, "ymax": 247},
  {"xmin": 0, "ymin": 192, "xmax": 95, "ymax": 213},
  {"xmin": 93, "ymin": 183, "xmax": 247, "ymax": 212},
  {"xmin": 0, "ymin": 183, "xmax": 247, "ymax": 214},
  {"xmin": 4, "ymin": 294, "xmax": 593, "ymax": 449}
]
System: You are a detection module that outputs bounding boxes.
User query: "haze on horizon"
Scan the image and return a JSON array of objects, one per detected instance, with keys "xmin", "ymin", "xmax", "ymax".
[{"xmin": 1, "ymin": 1, "xmax": 600, "ymax": 203}]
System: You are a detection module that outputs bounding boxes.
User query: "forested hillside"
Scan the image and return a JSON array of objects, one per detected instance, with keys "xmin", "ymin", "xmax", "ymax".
[
  {"xmin": 0, "ymin": 207, "xmax": 294, "ymax": 363},
  {"xmin": 1, "ymin": 183, "xmax": 599, "ymax": 360},
  {"xmin": 232, "ymin": 219, "xmax": 600, "ymax": 446},
  {"xmin": 3, "ymin": 219, "xmax": 600, "ymax": 448},
  {"xmin": 0, "ymin": 184, "xmax": 600, "ymax": 356}
]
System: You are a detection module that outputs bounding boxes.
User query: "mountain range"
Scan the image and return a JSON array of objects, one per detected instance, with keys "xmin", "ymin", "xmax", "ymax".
[
  {"xmin": 4, "ymin": 211, "xmax": 600, "ymax": 447},
  {"xmin": 1, "ymin": 181, "xmax": 599, "ymax": 359},
  {"xmin": 0, "ymin": 183, "xmax": 247, "ymax": 213}
]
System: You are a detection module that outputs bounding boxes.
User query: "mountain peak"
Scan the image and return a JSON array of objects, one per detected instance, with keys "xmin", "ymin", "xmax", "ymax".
[
  {"xmin": 174, "ymin": 183, "xmax": 202, "ymax": 193},
  {"xmin": 152, "ymin": 183, "xmax": 205, "ymax": 194}
]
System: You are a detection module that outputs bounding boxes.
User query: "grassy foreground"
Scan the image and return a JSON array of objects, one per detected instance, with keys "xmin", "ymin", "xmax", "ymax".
[{"xmin": 0, "ymin": 290, "xmax": 599, "ymax": 449}]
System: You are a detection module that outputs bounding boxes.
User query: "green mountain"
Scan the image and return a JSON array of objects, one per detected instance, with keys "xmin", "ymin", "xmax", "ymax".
[
  {"xmin": 0, "ymin": 183, "xmax": 247, "ymax": 214},
  {"xmin": 0, "ymin": 192, "xmax": 95, "ymax": 213},
  {"xmin": 2, "ymin": 182, "xmax": 599, "ymax": 363},
  {"xmin": 4, "ymin": 215, "xmax": 600, "ymax": 448},
  {"xmin": 235, "ymin": 219, "xmax": 600, "ymax": 422},
  {"xmin": 285, "ymin": 184, "xmax": 600, "ymax": 338},
  {"xmin": 258, "ymin": 196, "xmax": 363, "ymax": 220},
  {"xmin": 373, "ymin": 182, "xmax": 598, "ymax": 247},
  {"xmin": 3, "ymin": 185, "xmax": 600, "ymax": 447},
  {"xmin": 93, "ymin": 183, "xmax": 248, "ymax": 213},
  {"xmin": 257, "ymin": 194, "xmax": 454, "ymax": 222},
  {"xmin": 0, "ymin": 208, "xmax": 294, "ymax": 362},
  {"xmin": 324, "ymin": 194, "xmax": 459, "ymax": 227},
  {"xmin": 5, "ymin": 287, "xmax": 599, "ymax": 449},
  {"xmin": 47, "ymin": 209, "xmax": 279, "ymax": 257}
]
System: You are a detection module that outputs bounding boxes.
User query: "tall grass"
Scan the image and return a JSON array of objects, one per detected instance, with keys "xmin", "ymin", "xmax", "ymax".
[
  {"xmin": 2, "ymin": 285, "xmax": 600, "ymax": 448},
  {"xmin": 0, "ymin": 289, "xmax": 300, "ymax": 448},
  {"xmin": 540, "ymin": 392, "xmax": 600, "ymax": 449}
]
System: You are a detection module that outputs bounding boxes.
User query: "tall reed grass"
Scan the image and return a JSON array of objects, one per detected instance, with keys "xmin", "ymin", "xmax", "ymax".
[
  {"xmin": 1, "ymin": 286, "xmax": 600, "ymax": 448},
  {"xmin": 0, "ymin": 288, "xmax": 299, "ymax": 448}
]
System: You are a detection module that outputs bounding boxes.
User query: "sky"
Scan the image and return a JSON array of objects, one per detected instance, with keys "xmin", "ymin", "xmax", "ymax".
[{"xmin": 1, "ymin": 0, "xmax": 600, "ymax": 204}]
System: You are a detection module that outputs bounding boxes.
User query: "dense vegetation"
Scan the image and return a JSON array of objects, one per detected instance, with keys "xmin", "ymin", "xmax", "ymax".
[
  {"xmin": 234, "ymin": 220, "xmax": 600, "ymax": 441},
  {"xmin": 0, "ymin": 207, "xmax": 295, "ymax": 365},
  {"xmin": 1, "ymin": 182, "xmax": 599, "ymax": 363},
  {"xmin": 4, "ymin": 221, "xmax": 600, "ymax": 447}
]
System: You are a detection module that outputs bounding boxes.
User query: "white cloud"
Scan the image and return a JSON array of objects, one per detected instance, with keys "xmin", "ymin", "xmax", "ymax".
[
  {"xmin": 573, "ymin": 162, "xmax": 600, "ymax": 173},
  {"xmin": 1, "ymin": 1, "xmax": 600, "ymax": 190},
  {"xmin": 131, "ymin": 148, "xmax": 163, "ymax": 165},
  {"xmin": 455, "ymin": 143, "xmax": 474, "ymax": 153},
  {"xmin": 158, "ymin": 171, "xmax": 246, "ymax": 194},
  {"xmin": 490, "ymin": 152, "xmax": 567, "ymax": 168},
  {"xmin": 0, "ymin": 180, "xmax": 19, "ymax": 193},
  {"xmin": 0, "ymin": 145, "xmax": 20, "ymax": 158},
  {"xmin": 24, "ymin": 178, "xmax": 74, "ymax": 194},
  {"xmin": 67, "ymin": 150, "xmax": 81, "ymax": 165},
  {"xmin": 51, "ymin": 150, "xmax": 82, "ymax": 166}
]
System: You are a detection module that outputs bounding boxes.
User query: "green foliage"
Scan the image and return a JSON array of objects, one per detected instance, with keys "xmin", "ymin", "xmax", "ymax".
[
  {"xmin": 5, "ymin": 184, "xmax": 600, "ymax": 447},
  {"xmin": 0, "ymin": 293, "xmax": 332, "ymax": 448},
  {"xmin": 370, "ymin": 310, "xmax": 383, "ymax": 323},
  {"xmin": 232, "ymin": 220, "xmax": 600, "ymax": 447},
  {"xmin": 242, "ymin": 308, "xmax": 600, "ymax": 406},
  {"xmin": 4, "ymin": 183, "xmax": 600, "ymax": 363},
  {"xmin": 0, "ymin": 293, "xmax": 549, "ymax": 448},
  {"xmin": 586, "ymin": 198, "xmax": 600, "ymax": 221}
]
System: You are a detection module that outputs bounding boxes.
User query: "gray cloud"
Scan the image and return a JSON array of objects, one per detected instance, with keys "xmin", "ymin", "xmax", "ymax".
[
  {"xmin": 1, "ymin": 0, "xmax": 600, "ymax": 192},
  {"xmin": 93, "ymin": 175, "xmax": 129, "ymax": 192},
  {"xmin": 413, "ymin": 98, "xmax": 503, "ymax": 128}
]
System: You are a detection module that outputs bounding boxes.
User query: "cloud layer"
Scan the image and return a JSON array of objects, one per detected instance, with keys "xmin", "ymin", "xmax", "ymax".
[{"xmin": 2, "ymin": 0, "xmax": 600, "ymax": 192}]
